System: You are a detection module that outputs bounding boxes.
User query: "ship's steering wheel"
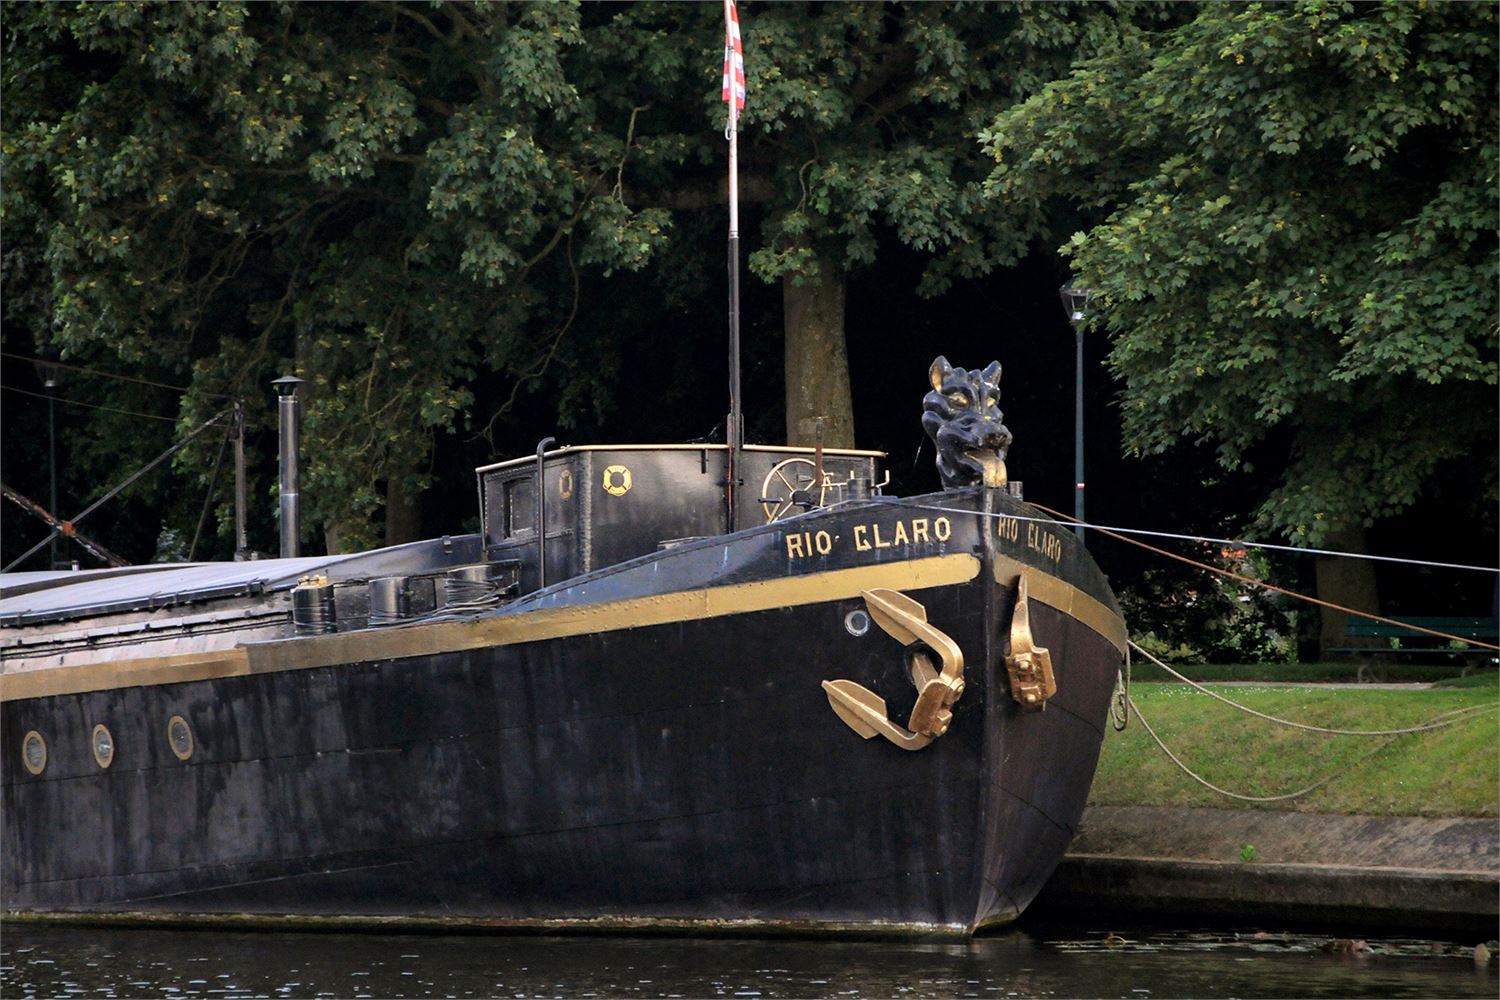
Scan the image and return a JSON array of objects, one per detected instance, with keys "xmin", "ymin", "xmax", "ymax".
[{"xmin": 760, "ymin": 458, "xmax": 833, "ymax": 523}]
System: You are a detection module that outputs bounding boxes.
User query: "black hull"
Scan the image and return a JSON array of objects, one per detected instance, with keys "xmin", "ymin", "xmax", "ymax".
[{"xmin": 3, "ymin": 490, "xmax": 1123, "ymax": 935}]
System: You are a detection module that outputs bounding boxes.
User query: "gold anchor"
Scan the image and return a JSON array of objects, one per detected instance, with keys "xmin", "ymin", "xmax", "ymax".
[
  {"xmin": 1004, "ymin": 573, "xmax": 1057, "ymax": 709},
  {"xmin": 821, "ymin": 589, "xmax": 966, "ymax": 751}
]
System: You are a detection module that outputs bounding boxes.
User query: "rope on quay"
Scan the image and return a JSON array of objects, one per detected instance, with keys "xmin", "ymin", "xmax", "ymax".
[
  {"xmin": 902, "ymin": 500, "xmax": 1500, "ymax": 652},
  {"xmin": 1117, "ymin": 639, "xmax": 1497, "ymax": 803},
  {"xmin": 1125, "ymin": 696, "xmax": 1496, "ymax": 804},
  {"xmin": 1127, "ymin": 698, "xmax": 1383, "ymax": 804},
  {"xmin": 1127, "ymin": 639, "xmax": 1498, "ymax": 737}
]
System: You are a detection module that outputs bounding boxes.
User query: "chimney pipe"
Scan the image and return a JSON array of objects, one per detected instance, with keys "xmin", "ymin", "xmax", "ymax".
[{"xmin": 272, "ymin": 375, "xmax": 304, "ymax": 558}]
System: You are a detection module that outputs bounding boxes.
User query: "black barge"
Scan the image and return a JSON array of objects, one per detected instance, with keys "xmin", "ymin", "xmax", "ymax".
[{"xmin": 3, "ymin": 364, "xmax": 1126, "ymax": 936}]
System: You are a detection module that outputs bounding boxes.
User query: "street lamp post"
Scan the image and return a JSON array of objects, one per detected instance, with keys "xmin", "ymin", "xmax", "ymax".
[
  {"xmin": 1059, "ymin": 285, "xmax": 1092, "ymax": 541},
  {"xmin": 33, "ymin": 361, "xmax": 63, "ymax": 569},
  {"xmin": 46, "ymin": 373, "xmax": 58, "ymax": 568}
]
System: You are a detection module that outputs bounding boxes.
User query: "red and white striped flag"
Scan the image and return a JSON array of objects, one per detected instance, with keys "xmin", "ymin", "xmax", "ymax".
[{"xmin": 722, "ymin": 0, "xmax": 745, "ymax": 110}]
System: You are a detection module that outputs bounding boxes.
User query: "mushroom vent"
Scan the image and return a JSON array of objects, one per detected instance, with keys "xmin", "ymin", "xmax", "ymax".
[
  {"xmin": 368, "ymin": 575, "xmax": 412, "ymax": 626},
  {"xmin": 292, "ymin": 575, "xmax": 335, "ymax": 635}
]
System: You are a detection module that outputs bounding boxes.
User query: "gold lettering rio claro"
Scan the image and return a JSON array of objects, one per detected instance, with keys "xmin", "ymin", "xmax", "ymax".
[
  {"xmin": 785, "ymin": 513, "xmax": 1063, "ymax": 565},
  {"xmin": 785, "ymin": 516, "xmax": 952, "ymax": 560}
]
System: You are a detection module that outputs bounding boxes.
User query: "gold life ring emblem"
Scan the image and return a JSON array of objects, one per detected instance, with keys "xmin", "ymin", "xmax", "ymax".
[
  {"xmin": 602, "ymin": 465, "xmax": 632, "ymax": 497},
  {"xmin": 559, "ymin": 469, "xmax": 574, "ymax": 499}
]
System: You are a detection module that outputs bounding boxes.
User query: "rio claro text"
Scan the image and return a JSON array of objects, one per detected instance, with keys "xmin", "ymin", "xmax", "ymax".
[{"xmin": 783, "ymin": 514, "xmax": 1064, "ymax": 563}]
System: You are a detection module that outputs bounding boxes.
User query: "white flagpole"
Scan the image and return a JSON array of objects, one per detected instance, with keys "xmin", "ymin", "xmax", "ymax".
[{"xmin": 724, "ymin": 0, "xmax": 743, "ymax": 532}]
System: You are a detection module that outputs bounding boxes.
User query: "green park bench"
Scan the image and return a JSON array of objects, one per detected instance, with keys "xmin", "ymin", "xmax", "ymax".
[{"xmin": 1331, "ymin": 616, "xmax": 1499, "ymax": 681}]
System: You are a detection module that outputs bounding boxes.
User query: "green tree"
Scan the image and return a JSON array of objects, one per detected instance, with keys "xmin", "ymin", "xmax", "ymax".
[
  {"xmin": 3, "ymin": 1, "xmax": 671, "ymax": 553},
  {"xmin": 8, "ymin": 1, "xmax": 1170, "ymax": 563},
  {"xmin": 982, "ymin": 1, "xmax": 1498, "ymax": 650},
  {"xmin": 584, "ymin": 1, "xmax": 1178, "ymax": 447},
  {"xmin": 6, "ymin": 1, "xmax": 1176, "ymax": 560}
]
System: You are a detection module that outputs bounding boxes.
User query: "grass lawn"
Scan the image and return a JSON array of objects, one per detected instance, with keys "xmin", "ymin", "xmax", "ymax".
[{"xmin": 1089, "ymin": 682, "xmax": 1500, "ymax": 817}]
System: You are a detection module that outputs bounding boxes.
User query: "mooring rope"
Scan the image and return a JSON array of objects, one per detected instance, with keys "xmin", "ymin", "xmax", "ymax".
[
  {"xmin": 1028, "ymin": 501, "xmax": 1500, "ymax": 653},
  {"xmin": 1127, "ymin": 697, "xmax": 1386, "ymax": 804},
  {"xmin": 1058, "ymin": 519, "xmax": 1492, "ymax": 574},
  {"xmin": 904, "ymin": 499, "xmax": 1499, "ymax": 575},
  {"xmin": 1127, "ymin": 640, "xmax": 1497, "ymax": 736},
  {"xmin": 903, "ymin": 500, "xmax": 1500, "ymax": 652},
  {"xmin": 1110, "ymin": 647, "xmax": 1132, "ymax": 732},
  {"xmin": 1121, "ymin": 639, "xmax": 1498, "ymax": 802},
  {"xmin": 1126, "ymin": 698, "xmax": 1496, "ymax": 803}
]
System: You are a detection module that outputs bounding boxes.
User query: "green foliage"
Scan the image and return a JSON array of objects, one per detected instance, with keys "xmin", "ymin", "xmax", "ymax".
[
  {"xmin": 5, "ymin": 1, "xmax": 1190, "ymax": 553},
  {"xmin": 3, "ymin": 1, "xmax": 673, "ymax": 551},
  {"xmin": 22, "ymin": 0, "xmax": 1485, "ymax": 562},
  {"xmin": 1238, "ymin": 843, "xmax": 1258, "ymax": 863},
  {"xmin": 152, "ymin": 525, "xmax": 188, "ymax": 565},
  {"xmin": 737, "ymin": 1, "xmax": 1178, "ymax": 294},
  {"xmin": 983, "ymin": 2, "xmax": 1499, "ymax": 545},
  {"xmin": 1121, "ymin": 554, "xmax": 1297, "ymax": 664}
]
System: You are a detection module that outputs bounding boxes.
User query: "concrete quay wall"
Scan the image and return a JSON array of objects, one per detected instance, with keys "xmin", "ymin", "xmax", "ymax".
[{"xmin": 1030, "ymin": 806, "xmax": 1499, "ymax": 939}]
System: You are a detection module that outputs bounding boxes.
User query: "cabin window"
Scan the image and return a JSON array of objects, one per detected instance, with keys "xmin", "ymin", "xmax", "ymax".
[
  {"xmin": 506, "ymin": 477, "xmax": 535, "ymax": 537},
  {"xmin": 483, "ymin": 476, "xmax": 504, "ymax": 544}
]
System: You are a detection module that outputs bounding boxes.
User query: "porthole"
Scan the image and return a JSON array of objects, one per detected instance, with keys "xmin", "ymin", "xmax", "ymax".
[
  {"xmin": 22, "ymin": 731, "xmax": 47, "ymax": 775},
  {"xmin": 844, "ymin": 609, "xmax": 871, "ymax": 637},
  {"xmin": 91, "ymin": 723, "xmax": 115, "ymax": 769},
  {"xmin": 167, "ymin": 715, "xmax": 194, "ymax": 761}
]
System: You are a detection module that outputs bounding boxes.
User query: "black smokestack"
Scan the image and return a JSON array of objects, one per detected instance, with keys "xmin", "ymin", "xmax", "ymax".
[{"xmin": 272, "ymin": 375, "xmax": 304, "ymax": 558}]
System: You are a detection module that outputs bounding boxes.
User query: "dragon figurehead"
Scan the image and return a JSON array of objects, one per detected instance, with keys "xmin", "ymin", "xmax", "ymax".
[{"xmin": 922, "ymin": 356, "xmax": 1012, "ymax": 490}]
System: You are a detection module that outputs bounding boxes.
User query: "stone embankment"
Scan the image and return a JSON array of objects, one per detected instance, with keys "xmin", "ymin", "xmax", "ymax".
[{"xmin": 1032, "ymin": 806, "xmax": 1499, "ymax": 938}]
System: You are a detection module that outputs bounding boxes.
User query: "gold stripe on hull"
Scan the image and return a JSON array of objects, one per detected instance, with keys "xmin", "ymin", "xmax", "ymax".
[
  {"xmin": 1, "ymin": 650, "xmax": 252, "ymax": 705},
  {"xmin": 994, "ymin": 554, "xmax": 1127, "ymax": 656},
  {"xmin": 2, "ymin": 549, "xmax": 1125, "ymax": 703},
  {"xmin": 3, "ymin": 555, "xmax": 980, "ymax": 703}
]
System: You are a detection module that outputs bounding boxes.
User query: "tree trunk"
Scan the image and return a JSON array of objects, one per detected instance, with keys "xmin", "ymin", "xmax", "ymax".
[
  {"xmin": 322, "ymin": 520, "xmax": 350, "ymax": 556},
  {"xmin": 783, "ymin": 257, "xmax": 855, "ymax": 447},
  {"xmin": 1315, "ymin": 523, "xmax": 1380, "ymax": 659},
  {"xmin": 385, "ymin": 473, "xmax": 423, "ymax": 546}
]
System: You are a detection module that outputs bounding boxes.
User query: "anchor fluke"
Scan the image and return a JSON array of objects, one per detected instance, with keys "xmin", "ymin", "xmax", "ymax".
[
  {"xmin": 821, "ymin": 680, "xmax": 935, "ymax": 751},
  {"xmin": 863, "ymin": 588, "xmax": 930, "ymax": 646},
  {"xmin": 820, "ymin": 588, "xmax": 966, "ymax": 751},
  {"xmin": 820, "ymin": 679, "xmax": 886, "ymax": 740}
]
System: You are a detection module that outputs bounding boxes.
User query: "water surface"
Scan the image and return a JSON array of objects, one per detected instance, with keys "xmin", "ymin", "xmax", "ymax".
[{"xmin": 3, "ymin": 923, "xmax": 1494, "ymax": 998}]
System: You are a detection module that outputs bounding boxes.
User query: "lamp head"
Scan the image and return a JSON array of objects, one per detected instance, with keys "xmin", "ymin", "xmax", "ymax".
[
  {"xmin": 1059, "ymin": 285, "xmax": 1093, "ymax": 325},
  {"xmin": 33, "ymin": 360, "xmax": 63, "ymax": 389}
]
